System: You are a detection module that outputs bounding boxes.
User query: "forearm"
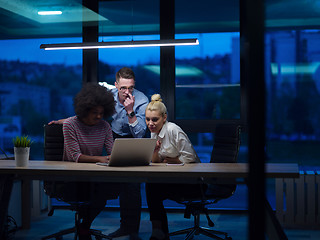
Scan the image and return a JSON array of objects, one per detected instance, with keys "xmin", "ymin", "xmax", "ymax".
[
  {"xmin": 151, "ymin": 151, "xmax": 162, "ymax": 163},
  {"xmin": 129, "ymin": 101, "xmax": 147, "ymax": 138},
  {"xmin": 78, "ymin": 154, "xmax": 109, "ymax": 163},
  {"xmin": 128, "ymin": 114, "xmax": 137, "ymax": 124}
]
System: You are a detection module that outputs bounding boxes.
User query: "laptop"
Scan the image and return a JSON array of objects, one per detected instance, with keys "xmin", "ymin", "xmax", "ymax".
[{"xmin": 105, "ymin": 138, "xmax": 157, "ymax": 167}]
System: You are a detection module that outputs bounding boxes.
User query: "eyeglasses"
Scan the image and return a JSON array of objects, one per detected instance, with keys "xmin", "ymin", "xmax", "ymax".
[{"xmin": 119, "ymin": 86, "xmax": 134, "ymax": 92}]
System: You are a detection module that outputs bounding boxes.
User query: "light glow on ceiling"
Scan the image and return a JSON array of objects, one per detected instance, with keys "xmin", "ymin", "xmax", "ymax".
[
  {"xmin": 271, "ymin": 62, "xmax": 320, "ymax": 75},
  {"xmin": 0, "ymin": 1, "xmax": 109, "ymax": 24},
  {"xmin": 143, "ymin": 65, "xmax": 204, "ymax": 77}
]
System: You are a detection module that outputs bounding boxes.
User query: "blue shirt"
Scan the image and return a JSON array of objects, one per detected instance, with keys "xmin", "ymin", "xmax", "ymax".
[{"xmin": 111, "ymin": 88, "xmax": 149, "ymax": 138}]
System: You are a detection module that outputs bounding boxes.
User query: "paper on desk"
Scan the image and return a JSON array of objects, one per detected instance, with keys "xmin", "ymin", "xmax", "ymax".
[{"xmin": 166, "ymin": 163, "xmax": 184, "ymax": 166}]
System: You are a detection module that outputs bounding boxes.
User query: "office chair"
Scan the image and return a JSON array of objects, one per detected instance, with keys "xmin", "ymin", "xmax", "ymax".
[
  {"xmin": 42, "ymin": 124, "xmax": 111, "ymax": 240},
  {"xmin": 169, "ymin": 124, "xmax": 242, "ymax": 240}
]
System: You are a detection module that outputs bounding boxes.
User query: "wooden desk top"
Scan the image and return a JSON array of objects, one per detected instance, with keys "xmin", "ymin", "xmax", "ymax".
[{"xmin": 0, "ymin": 160, "xmax": 299, "ymax": 183}]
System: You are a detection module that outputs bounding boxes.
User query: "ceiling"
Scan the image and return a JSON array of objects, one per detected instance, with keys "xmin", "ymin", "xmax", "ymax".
[{"xmin": 0, "ymin": 0, "xmax": 320, "ymax": 40}]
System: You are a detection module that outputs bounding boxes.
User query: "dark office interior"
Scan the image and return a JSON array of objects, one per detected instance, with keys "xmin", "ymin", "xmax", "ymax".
[{"xmin": 0, "ymin": 0, "xmax": 320, "ymax": 239}]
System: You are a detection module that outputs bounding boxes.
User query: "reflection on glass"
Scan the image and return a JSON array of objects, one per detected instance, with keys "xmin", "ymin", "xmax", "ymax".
[
  {"xmin": 175, "ymin": 33, "xmax": 240, "ymax": 119},
  {"xmin": 265, "ymin": 30, "xmax": 320, "ymax": 169}
]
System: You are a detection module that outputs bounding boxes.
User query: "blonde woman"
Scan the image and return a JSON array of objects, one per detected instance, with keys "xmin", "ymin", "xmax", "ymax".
[{"xmin": 145, "ymin": 94, "xmax": 205, "ymax": 240}]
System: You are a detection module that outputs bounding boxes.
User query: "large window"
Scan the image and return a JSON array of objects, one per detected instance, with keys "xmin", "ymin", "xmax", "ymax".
[
  {"xmin": 98, "ymin": 35, "xmax": 160, "ymax": 97},
  {"xmin": 175, "ymin": 33, "xmax": 240, "ymax": 120},
  {"xmin": 0, "ymin": 38, "xmax": 82, "ymax": 159}
]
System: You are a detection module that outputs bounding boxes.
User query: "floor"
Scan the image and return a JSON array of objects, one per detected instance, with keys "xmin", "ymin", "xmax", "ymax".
[{"xmin": 11, "ymin": 208, "xmax": 320, "ymax": 240}]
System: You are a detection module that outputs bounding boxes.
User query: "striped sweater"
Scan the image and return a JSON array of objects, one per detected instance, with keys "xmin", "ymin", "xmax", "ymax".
[{"xmin": 62, "ymin": 116, "xmax": 114, "ymax": 162}]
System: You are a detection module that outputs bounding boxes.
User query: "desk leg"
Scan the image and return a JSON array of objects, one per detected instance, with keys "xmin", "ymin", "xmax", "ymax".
[
  {"xmin": 21, "ymin": 179, "xmax": 31, "ymax": 229},
  {"xmin": 0, "ymin": 175, "xmax": 14, "ymax": 237},
  {"xmin": 265, "ymin": 197, "xmax": 288, "ymax": 240}
]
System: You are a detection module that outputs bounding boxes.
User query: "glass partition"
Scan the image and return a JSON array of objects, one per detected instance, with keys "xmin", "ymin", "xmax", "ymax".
[{"xmin": 265, "ymin": 29, "xmax": 320, "ymax": 169}]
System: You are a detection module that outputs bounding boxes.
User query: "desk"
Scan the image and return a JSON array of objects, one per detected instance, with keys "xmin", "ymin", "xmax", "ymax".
[
  {"xmin": 0, "ymin": 160, "xmax": 298, "ymax": 181},
  {"xmin": 0, "ymin": 160, "xmax": 299, "ymax": 239}
]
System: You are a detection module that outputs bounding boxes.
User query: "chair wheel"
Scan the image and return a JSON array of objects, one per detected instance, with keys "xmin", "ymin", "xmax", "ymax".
[
  {"xmin": 55, "ymin": 237, "xmax": 63, "ymax": 240},
  {"xmin": 225, "ymin": 237, "xmax": 232, "ymax": 240}
]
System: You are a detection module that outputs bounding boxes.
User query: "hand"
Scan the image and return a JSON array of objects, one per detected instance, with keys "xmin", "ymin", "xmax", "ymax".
[
  {"xmin": 48, "ymin": 119, "xmax": 66, "ymax": 125},
  {"xmin": 78, "ymin": 155, "xmax": 110, "ymax": 163},
  {"xmin": 154, "ymin": 140, "xmax": 161, "ymax": 153},
  {"xmin": 163, "ymin": 157, "xmax": 181, "ymax": 164},
  {"xmin": 96, "ymin": 156, "xmax": 110, "ymax": 163},
  {"xmin": 123, "ymin": 93, "xmax": 135, "ymax": 113}
]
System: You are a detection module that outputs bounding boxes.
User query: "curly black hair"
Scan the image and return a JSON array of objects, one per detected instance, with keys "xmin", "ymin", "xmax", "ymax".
[{"xmin": 73, "ymin": 83, "xmax": 116, "ymax": 120}]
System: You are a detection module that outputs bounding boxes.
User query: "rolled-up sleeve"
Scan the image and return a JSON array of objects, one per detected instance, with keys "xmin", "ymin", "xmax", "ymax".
[
  {"xmin": 104, "ymin": 126, "xmax": 114, "ymax": 155},
  {"xmin": 129, "ymin": 99, "xmax": 148, "ymax": 138},
  {"xmin": 156, "ymin": 122, "xmax": 199, "ymax": 164},
  {"xmin": 175, "ymin": 132, "xmax": 198, "ymax": 163}
]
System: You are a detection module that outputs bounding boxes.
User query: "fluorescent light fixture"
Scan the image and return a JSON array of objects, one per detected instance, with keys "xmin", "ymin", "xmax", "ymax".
[
  {"xmin": 40, "ymin": 38, "xmax": 199, "ymax": 50},
  {"xmin": 38, "ymin": 11, "xmax": 62, "ymax": 15},
  {"xmin": 176, "ymin": 84, "xmax": 240, "ymax": 88}
]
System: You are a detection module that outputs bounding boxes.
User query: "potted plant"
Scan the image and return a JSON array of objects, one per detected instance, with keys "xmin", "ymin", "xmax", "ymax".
[
  {"xmin": 0, "ymin": 146, "xmax": 9, "ymax": 159},
  {"xmin": 13, "ymin": 136, "xmax": 32, "ymax": 167}
]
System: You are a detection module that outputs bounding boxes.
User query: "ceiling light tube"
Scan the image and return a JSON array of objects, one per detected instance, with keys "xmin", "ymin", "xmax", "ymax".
[
  {"xmin": 40, "ymin": 38, "xmax": 199, "ymax": 50},
  {"xmin": 38, "ymin": 11, "xmax": 62, "ymax": 15}
]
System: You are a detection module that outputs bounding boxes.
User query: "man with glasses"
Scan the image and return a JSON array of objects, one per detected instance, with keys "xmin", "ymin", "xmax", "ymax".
[
  {"xmin": 49, "ymin": 67, "xmax": 149, "ymax": 240},
  {"xmin": 108, "ymin": 67, "xmax": 148, "ymax": 240},
  {"xmin": 111, "ymin": 67, "xmax": 149, "ymax": 140}
]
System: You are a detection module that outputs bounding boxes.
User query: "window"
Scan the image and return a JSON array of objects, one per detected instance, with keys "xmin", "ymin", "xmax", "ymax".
[
  {"xmin": 98, "ymin": 35, "xmax": 161, "ymax": 96},
  {"xmin": 175, "ymin": 33, "xmax": 240, "ymax": 120},
  {"xmin": 0, "ymin": 38, "xmax": 82, "ymax": 159}
]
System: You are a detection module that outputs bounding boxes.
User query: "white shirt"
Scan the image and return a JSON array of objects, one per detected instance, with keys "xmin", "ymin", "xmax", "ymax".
[{"xmin": 151, "ymin": 121, "xmax": 200, "ymax": 163}]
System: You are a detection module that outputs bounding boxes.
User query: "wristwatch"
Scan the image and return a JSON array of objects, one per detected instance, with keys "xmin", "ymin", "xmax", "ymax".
[{"xmin": 127, "ymin": 111, "xmax": 135, "ymax": 118}]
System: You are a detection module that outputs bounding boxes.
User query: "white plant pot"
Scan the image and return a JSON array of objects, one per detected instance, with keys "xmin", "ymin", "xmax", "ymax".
[{"xmin": 14, "ymin": 147, "xmax": 30, "ymax": 167}]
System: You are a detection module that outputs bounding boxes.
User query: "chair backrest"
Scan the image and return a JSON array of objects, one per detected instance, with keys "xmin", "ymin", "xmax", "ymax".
[
  {"xmin": 205, "ymin": 124, "xmax": 242, "ymax": 198},
  {"xmin": 43, "ymin": 124, "xmax": 68, "ymax": 199},
  {"xmin": 44, "ymin": 124, "xmax": 64, "ymax": 161},
  {"xmin": 210, "ymin": 124, "xmax": 242, "ymax": 164}
]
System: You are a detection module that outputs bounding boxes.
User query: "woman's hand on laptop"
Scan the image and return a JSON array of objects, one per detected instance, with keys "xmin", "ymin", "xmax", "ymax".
[
  {"xmin": 78, "ymin": 155, "xmax": 110, "ymax": 163},
  {"xmin": 96, "ymin": 156, "xmax": 110, "ymax": 163}
]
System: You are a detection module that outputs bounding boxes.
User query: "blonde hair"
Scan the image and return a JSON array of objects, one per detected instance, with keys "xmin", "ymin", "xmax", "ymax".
[{"xmin": 146, "ymin": 94, "xmax": 167, "ymax": 117}]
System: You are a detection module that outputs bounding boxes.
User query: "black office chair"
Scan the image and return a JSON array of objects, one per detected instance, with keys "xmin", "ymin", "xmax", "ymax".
[
  {"xmin": 169, "ymin": 124, "xmax": 242, "ymax": 240},
  {"xmin": 42, "ymin": 124, "xmax": 111, "ymax": 240}
]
